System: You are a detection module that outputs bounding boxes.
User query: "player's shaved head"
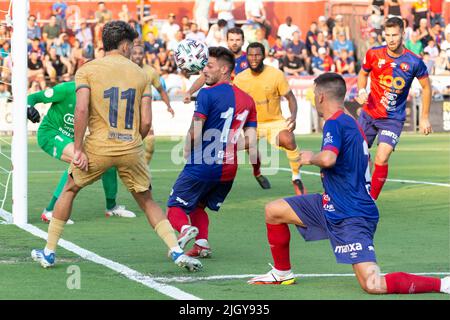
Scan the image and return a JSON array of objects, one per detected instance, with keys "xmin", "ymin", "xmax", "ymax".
[
  {"xmin": 102, "ymin": 20, "xmax": 139, "ymax": 53},
  {"xmin": 314, "ymin": 72, "xmax": 347, "ymax": 102}
]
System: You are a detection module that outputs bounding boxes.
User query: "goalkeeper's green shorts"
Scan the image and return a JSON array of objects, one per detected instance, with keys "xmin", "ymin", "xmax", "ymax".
[{"xmin": 37, "ymin": 124, "xmax": 73, "ymax": 161}]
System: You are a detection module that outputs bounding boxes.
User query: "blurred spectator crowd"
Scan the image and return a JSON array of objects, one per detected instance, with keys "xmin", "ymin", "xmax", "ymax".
[{"xmin": 0, "ymin": 0, "xmax": 448, "ymax": 101}]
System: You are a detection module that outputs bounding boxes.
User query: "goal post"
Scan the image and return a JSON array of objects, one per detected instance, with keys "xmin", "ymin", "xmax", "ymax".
[{"xmin": 11, "ymin": 0, "xmax": 29, "ymax": 225}]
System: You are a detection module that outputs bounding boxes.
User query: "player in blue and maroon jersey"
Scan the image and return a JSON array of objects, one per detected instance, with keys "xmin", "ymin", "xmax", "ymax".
[
  {"xmin": 184, "ymin": 27, "xmax": 271, "ymax": 190},
  {"xmin": 168, "ymin": 46, "xmax": 258, "ymax": 258},
  {"xmin": 355, "ymin": 17, "xmax": 432, "ymax": 200},
  {"xmin": 248, "ymin": 73, "xmax": 450, "ymax": 296}
]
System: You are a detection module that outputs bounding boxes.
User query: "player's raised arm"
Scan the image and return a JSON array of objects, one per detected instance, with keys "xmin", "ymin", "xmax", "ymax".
[
  {"xmin": 418, "ymin": 76, "xmax": 432, "ymax": 135},
  {"xmin": 183, "ymin": 72, "xmax": 206, "ymax": 104}
]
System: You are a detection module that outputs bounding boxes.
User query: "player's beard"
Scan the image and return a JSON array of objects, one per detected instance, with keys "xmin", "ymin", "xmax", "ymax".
[
  {"xmin": 249, "ymin": 60, "xmax": 264, "ymax": 73},
  {"xmin": 230, "ymin": 46, "xmax": 242, "ymax": 55},
  {"xmin": 205, "ymin": 74, "xmax": 219, "ymax": 86},
  {"xmin": 388, "ymin": 38, "xmax": 403, "ymax": 54}
]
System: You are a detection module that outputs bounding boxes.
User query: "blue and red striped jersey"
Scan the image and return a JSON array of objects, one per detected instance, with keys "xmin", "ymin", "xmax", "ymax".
[
  {"xmin": 362, "ymin": 45, "xmax": 428, "ymax": 121},
  {"xmin": 185, "ymin": 82, "xmax": 257, "ymax": 181}
]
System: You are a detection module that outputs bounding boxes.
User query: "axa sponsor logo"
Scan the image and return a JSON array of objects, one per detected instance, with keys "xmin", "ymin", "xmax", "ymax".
[
  {"xmin": 323, "ymin": 132, "xmax": 333, "ymax": 145},
  {"xmin": 64, "ymin": 113, "xmax": 74, "ymax": 126},
  {"xmin": 334, "ymin": 242, "xmax": 363, "ymax": 254},
  {"xmin": 176, "ymin": 196, "xmax": 189, "ymax": 206}
]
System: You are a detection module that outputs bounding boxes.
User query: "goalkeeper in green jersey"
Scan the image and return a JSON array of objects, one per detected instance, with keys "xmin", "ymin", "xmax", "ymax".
[{"xmin": 27, "ymin": 81, "xmax": 136, "ymax": 224}]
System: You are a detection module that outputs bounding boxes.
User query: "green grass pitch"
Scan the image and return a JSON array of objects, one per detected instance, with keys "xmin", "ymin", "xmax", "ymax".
[{"xmin": 0, "ymin": 134, "xmax": 449, "ymax": 300}]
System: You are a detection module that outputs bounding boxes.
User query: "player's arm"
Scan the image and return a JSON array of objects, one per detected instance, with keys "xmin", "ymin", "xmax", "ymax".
[
  {"xmin": 418, "ymin": 76, "xmax": 432, "ymax": 135},
  {"xmin": 26, "ymin": 84, "xmax": 70, "ymax": 123},
  {"xmin": 140, "ymin": 95, "xmax": 152, "ymax": 138},
  {"xmin": 155, "ymin": 85, "xmax": 174, "ymax": 117},
  {"xmin": 356, "ymin": 49, "xmax": 372, "ymax": 105},
  {"xmin": 284, "ymin": 90, "xmax": 298, "ymax": 132},
  {"xmin": 301, "ymin": 119, "xmax": 341, "ymax": 168},
  {"xmin": 73, "ymin": 87, "xmax": 90, "ymax": 171},
  {"xmin": 183, "ymin": 72, "xmax": 206, "ymax": 104},
  {"xmin": 184, "ymin": 115, "xmax": 205, "ymax": 159},
  {"xmin": 355, "ymin": 68, "xmax": 370, "ymax": 105}
]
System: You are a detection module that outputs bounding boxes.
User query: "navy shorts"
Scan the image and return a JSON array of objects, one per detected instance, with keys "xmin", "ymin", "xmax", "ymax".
[
  {"xmin": 358, "ymin": 110, "xmax": 404, "ymax": 149},
  {"xmin": 167, "ymin": 170, "xmax": 234, "ymax": 214},
  {"xmin": 284, "ymin": 194, "xmax": 378, "ymax": 264}
]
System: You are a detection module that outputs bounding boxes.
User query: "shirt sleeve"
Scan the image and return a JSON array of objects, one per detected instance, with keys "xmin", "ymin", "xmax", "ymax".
[
  {"xmin": 75, "ymin": 65, "xmax": 91, "ymax": 91},
  {"xmin": 244, "ymin": 96, "xmax": 257, "ymax": 128},
  {"xmin": 361, "ymin": 48, "xmax": 373, "ymax": 72},
  {"xmin": 414, "ymin": 58, "xmax": 429, "ymax": 80},
  {"xmin": 194, "ymin": 89, "xmax": 209, "ymax": 119},
  {"xmin": 151, "ymin": 73, "xmax": 162, "ymax": 89},
  {"xmin": 142, "ymin": 74, "xmax": 152, "ymax": 99},
  {"xmin": 321, "ymin": 119, "xmax": 342, "ymax": 156},
  {"xmin": 27, "ymin": 82, "xmax": 72, "ymax": 107}
]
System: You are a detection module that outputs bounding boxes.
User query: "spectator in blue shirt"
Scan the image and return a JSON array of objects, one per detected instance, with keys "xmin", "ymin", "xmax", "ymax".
[
  {"xmin": 332, "ymin": 31, "xmax": 354, "ymax": 60},
  {"xmin": 27, "ymin": 15, "xmax": 41, "ymax": 43}
]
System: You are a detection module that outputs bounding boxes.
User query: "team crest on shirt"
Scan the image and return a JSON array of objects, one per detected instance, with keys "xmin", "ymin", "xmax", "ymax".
[
  {"xmin": 377, "ymin": 59, "xmax": 386, "ymax": 68},
  {"xmin": 240, "ymin": 61, "xmax": 248, "ymax": 69},
  {"xmin": 323, "ymin": 132, "xmax": 333, "ymax": 145},
  {"xmin": 400, "ymin": 62, "xmax": 410, "ymax": 71}
]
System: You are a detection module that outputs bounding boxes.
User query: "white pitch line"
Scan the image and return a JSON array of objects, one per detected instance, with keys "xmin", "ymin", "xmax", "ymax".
[
  {"xmin": 18, "ymin": 168, "xmax": 450, "ymax": 187},
  {"xmin": 271, "ymin": 168, "xmax": 450, "ymax": 188},
  {"xmin": 13, "ymin": 222, "xmax": 201, "ymax": 300},
  {"xmin": 152, "ymin": 272, "xmax": 450, "ymax": 283}
]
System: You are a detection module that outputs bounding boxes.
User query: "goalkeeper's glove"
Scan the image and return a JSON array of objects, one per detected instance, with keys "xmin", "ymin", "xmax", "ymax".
[{"xmin": 27, "ymin": 105, "xmax": 40, "ymax": 123}]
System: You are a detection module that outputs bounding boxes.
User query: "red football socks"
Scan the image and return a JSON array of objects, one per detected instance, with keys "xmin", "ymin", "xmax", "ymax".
[
  {"xmin": 385, "ymin": 272, "xmax": 441, "ymax": 294},
  {"xmin": 371, "ymin": 163, "xmax": 388, "ymax": 200},
  {"xmin": 266, "ymin": 223, "xmax": 291, "ymax": 271},
  {"xmin": 189, "ymin": 207, "xmax": 209, "ymax": 240},
  {"xmin": 167, "ymin": 207, "xmax": 189, "ymax": 232}
]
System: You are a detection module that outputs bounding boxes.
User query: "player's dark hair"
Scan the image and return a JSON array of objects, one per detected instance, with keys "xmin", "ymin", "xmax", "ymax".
[
  {"xmin": 314, "ymin": 72, "xmax": 347, "ymax": 101},
  {"xmin": 385, "ymin": 17, "xmax": 404, "ymax": 31},
  {"xmin": 247, "ymin": 42, "xmax": 266, "ymax": 58},
  {"xmin": 208, "ymin": 46, "xmax": 235, "ymax": 74},
  {"xmin": 102, "ymin": 20, "xmax": 138, "ymax": 52},
  {"xmin": 227, "ymin": 27, "xmax": 244, "ymax": 40}
]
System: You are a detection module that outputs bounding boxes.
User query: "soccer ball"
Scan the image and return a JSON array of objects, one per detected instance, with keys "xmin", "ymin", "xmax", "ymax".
[{"xmin": 174, "ymin": 39, "xmax": 209, "ymax": 73}]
